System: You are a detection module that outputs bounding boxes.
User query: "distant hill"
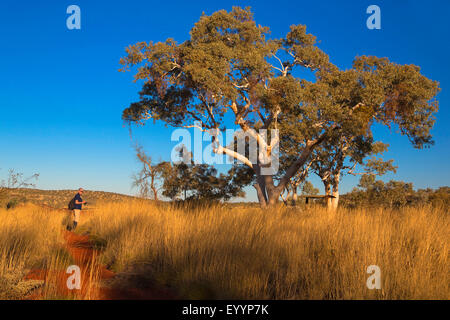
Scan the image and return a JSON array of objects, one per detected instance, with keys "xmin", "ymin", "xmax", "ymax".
[{"xmin": 0, "ymin": 188, "xmax": 139, "ymax": 209}]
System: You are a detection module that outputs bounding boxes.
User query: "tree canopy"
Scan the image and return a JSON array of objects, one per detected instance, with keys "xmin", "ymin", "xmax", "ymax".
[{"xmin": 121, "ymin": 7, "xmax": 440, "ymax": 207}]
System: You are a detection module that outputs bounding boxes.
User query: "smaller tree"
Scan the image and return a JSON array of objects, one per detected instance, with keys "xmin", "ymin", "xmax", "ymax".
[
  {"xmin": 311, "ymin": 133, "xmax": 397, "ymax": 210},
  {"xmin": 132, "ymin": 145, "xmax": 168, "ymax": 201},
  {"xmin": 301, "ymin": 181, "xmax": 319, "ymax": 196},
  {"xmin": 280, "ymin": 178, "xmax": 318, "ymax": 206},
  {"xmin": 425, "ymin": 187, "xmax": 450, "ymax": 207},
  {"xmin": 160, "ymin": 161, "xmax": 248, "ymax": 202},
  {"xmin": 345, "ymin": 175, "xmax": 415, "ymax": 208},
  {"xmin": 1, "ymin": 169, "xmax": 39, "ymax": 189},
  {"xmin": 0, "ymin": 169, "xmax": 39, "ymax": 208}
]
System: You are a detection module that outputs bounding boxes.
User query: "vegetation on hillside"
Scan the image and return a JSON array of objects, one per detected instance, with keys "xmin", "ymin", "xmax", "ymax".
[
  {"xmin": 341, "ymin": 176, "xmax": 450, "ymax": 208},
  {"xmin": 0, "ymin": 188, "xmax": 139, "ymax": 209}
]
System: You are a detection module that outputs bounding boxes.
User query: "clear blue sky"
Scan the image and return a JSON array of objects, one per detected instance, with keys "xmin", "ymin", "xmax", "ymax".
[{"xmin": 0, "ymin": 0, "xmax": 449, "ymax": 200}]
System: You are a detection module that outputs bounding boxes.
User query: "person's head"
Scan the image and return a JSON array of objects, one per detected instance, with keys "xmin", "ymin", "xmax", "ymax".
[{"xmin": 78, "ymin": 188, "xmax": 84, "ymax": 195}]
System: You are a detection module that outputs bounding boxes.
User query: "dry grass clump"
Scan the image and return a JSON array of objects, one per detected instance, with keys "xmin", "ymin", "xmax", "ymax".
[
  {"xmin": 0, "ymin": 204, "xmax": 64, "ymax": 270},
  {"xmin": 0, "ymin": 204, "xmax": 71, "ymax": 299}
]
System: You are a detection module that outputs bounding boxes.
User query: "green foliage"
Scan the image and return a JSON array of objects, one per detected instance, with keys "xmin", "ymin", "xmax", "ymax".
[
  {"xmin": 342, "ymin": 176, "xmax": 449, "ymax": 208},
  {"xmin": 160, "ymin": 161, "xmax": 247, "ymax": 202},
  {"xmin": 301, "ymin": 181, "xmax": 319, "ymax": 195},
  {"xmin": 425, "ymin": 187, "xmax": 450, "ymax": 207},
  {"xmin": 309, "ymin": 133, "xmax": 397, "ymax": 200},
  {"xmin": 120, "ymin": 7, "xmax": 440, "ymax": 206}
]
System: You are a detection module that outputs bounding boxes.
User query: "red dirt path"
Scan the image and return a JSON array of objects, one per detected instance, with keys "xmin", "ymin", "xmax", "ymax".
[{"xmin": 24, "ymin": 228, "xmax": 177, "ymax": 300}]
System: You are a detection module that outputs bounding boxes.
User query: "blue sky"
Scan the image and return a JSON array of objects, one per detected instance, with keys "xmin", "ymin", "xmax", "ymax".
[{"xmin": 0, "ymin": 0, "xmax": 449, "ymax": 200}]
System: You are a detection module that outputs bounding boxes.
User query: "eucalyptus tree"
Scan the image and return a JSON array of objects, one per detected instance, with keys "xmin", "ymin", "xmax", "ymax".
[
  {"xmin": 311, "ymin": 134, "xmax": 396, "ymax": 210},
  {"xmin": 301, "ymin": 181, "xmax": 319, "ymax": 196},
  {"xmin": 120, "ymin": 7, "xmax": 440, "ymax": 207},
  {"xmin": 159, "ymin": 161, "xmax": 248, "ymax": 201}
]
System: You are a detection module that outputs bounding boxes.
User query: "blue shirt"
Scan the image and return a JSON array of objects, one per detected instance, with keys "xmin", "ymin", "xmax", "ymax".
[{"xmin": 74, "ymin": 193, "xmax": 83, "ymax": 210}]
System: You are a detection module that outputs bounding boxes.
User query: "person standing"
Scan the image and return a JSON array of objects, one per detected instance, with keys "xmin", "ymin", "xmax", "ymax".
[{"xmin": 71, "ymin": 188, "xmax": 86, "ymax": 230}]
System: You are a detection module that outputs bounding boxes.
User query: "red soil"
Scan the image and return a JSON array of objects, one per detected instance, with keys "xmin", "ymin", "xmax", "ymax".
[{"xmin": 24, "ymin": 221, "xmax": 177, "ymax": 300}]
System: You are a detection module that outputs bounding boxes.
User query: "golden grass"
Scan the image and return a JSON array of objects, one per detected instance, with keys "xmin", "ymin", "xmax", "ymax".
[
  {"xmin": 0, "ymin": 204, "xmax": 64, "ymax": 272},
  {"xmin": 81, "ymin": 201, "xmax": 448, "ymax": 299},
  {"xmin": 0, "ymin": 204, "xmax": 96, "ymax": 299},
  {"xmin": 1, "ymin": 201, "xmax": 448, "ymax": 299},
  {"xmin": 0, "ymin": 204, "xmax": 65, "ymax": 298}
]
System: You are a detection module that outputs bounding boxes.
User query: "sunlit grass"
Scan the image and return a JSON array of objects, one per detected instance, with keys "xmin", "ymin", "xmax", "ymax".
[
  {"xmin": 1, "ymin": 201, "xmax": 448, "ymax": 299},
  {"xmin": 0, "ymin": 204, "xmax": 63, "ymax": 271},
  {"xmin": 0, "ymin": 204, "xmax": 99, "ymax": 299},
  {"xmin": 81, "ymin": 201, "xmax": 449, "ymax": 299}
]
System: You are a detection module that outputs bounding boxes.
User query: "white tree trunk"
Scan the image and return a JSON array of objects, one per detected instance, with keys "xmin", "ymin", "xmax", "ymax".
[
  {"xmin": 292, "ymin": 186, "xmax": 298, "ymax": 206},
  {"xmin": 330, "ymin": 173, "xmax": 340, "ymax": 211},
  {"xmin": 331, "ymin": 189, "xmax": 339, "ymax": 211},
  {"xmin": 324, "ymin": 182, "xmax": 332, "ymax": 210}
]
